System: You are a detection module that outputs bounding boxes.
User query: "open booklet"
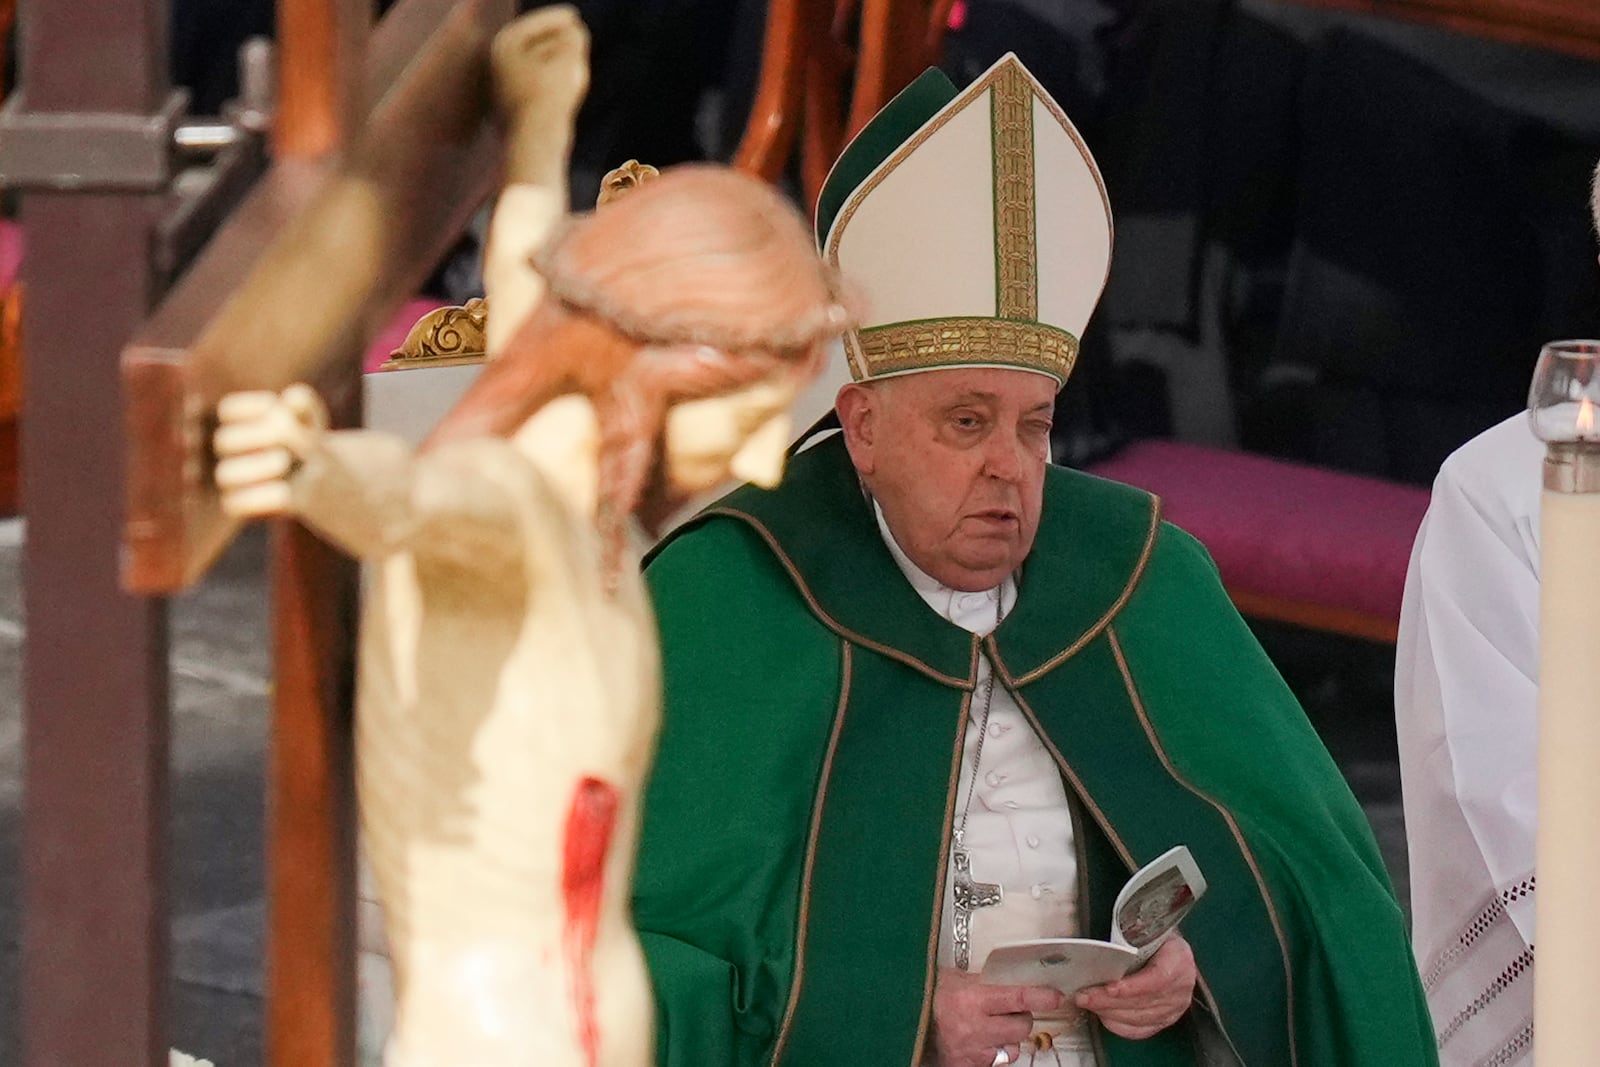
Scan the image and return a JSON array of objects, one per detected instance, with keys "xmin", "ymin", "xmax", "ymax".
[{"xmin": 980, "ymin": 845, "xmax": 1207, "ymax": 997}]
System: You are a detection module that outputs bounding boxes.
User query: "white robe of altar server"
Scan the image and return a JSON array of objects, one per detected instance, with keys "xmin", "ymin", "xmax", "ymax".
[
  {"xmin": 1396, "ymin": 413, "xmax": 1542, "ymax": 1066},
  {"xmin": 876, "ymin": 505, "xmax": 1094, "ymax": 1066}
]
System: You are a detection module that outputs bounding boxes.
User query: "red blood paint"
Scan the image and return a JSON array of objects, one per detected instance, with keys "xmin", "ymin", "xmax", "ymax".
[{"xmin": 563, "ymin": 776, "xmax": 619, "ymax": 1067}]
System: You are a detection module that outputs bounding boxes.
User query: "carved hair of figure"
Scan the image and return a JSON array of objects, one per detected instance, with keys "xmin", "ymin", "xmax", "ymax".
[{"xmin": 427, "ymin": 164, "xmax": 852, "ymax": 568}]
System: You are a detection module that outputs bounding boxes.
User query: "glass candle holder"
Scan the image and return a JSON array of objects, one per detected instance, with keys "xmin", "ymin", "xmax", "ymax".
[{"xmin": 1528, "ymin": 340, "xmax": 1600, "ymax": 492}]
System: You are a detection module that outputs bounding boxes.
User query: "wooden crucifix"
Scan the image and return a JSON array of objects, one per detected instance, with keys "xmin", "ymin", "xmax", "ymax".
[{"xmin": 120, "ymin": 0, "xmax": 518, "ymax": 1063}]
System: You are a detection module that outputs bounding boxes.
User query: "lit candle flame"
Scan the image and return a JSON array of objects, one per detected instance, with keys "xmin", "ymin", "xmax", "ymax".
[{"xmin": 1580, "ymin": 397, "xmax": 1596, "ymax": 438}]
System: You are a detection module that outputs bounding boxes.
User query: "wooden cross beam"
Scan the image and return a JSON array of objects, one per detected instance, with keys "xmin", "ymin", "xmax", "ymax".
[{"xmin": 123, "ymin": 0, "xmax": 514, "ymax": 594}]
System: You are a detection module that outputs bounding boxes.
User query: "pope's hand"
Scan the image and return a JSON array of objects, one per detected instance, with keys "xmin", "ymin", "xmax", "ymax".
[
  {"xmin": 930, "ymin": 967, "xmax": 1063, "ymax": 1067},
  {"xmin": 1074, "ymin": 936, "xmax": 1197, "ymax": 1040},
  {"xmin": 213, "ymin": 384, "xmax": 328, "ymax": 519}
]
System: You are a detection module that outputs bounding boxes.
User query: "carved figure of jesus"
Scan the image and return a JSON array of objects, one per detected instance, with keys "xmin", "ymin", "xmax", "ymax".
[{"xmin": 210, "ymin": 12, "xmax": 850, "ymax": 1066}]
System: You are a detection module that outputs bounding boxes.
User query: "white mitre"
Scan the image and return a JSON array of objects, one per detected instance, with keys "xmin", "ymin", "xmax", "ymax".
[{"xmin": 789, "ymin": 53, "xmax": 1114, "ymax": 441}]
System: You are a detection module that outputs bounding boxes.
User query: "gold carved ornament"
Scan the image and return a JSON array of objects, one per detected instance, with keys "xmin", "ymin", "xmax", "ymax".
[
  {"xmin": 596, "ymin": 159, "xmax": 660, "ymax": 206},
  {"xmin": 380, "ymin": 159, "xmax": 661, "ymax": 371}
]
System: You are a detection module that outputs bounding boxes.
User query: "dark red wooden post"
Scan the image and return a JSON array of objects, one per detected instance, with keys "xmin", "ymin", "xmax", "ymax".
[{"xmin": 17, "ymin": 0, "xmax": 174, "ymax": 1064}]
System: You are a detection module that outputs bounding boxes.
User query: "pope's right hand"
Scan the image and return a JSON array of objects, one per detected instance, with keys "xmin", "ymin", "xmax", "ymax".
[
  {"xmin": 213, "ymin": 384, "xmax": 328, "ymax": 519},
  {"xmin": 930, "ymin": 968, "xmax": 1064, "ymax": 1067}
]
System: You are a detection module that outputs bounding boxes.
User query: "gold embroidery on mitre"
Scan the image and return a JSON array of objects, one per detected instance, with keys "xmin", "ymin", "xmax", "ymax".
[
  {"xmin": 381, "ymin": 297, "xmax": 489, "ymax": 369},
  {"xmin": 991, "ymin": 64, "xmax": 1037, "ymax": 320},
  {"xmin": 825, "ymin": 58, "xmax": 1109, "ymax": 387},
  {"xmin": 857, "ymin": 318, "xmax": 1078, "ymax": 381}
]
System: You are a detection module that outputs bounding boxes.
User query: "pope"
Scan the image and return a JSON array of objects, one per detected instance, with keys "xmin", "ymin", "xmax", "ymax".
[{"xmin": 633, "ymin": 54, "xmax": 1438, "ymax": 1067}]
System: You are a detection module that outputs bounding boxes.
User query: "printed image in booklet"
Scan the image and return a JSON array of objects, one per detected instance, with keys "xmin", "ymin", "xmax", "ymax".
[{"xmin": 979, "ymin": 845, "xmax": 1207, "ymax": 997}]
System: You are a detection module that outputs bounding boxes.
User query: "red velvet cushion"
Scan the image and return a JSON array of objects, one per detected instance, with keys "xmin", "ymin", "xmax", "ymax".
[
  {"xmin": 1085, "ymin": 440, "xmax": 1430, "ymax": 623},
  {"xmin": 365, "ymin": 297, "xmax": 444, "ymax": 374}
]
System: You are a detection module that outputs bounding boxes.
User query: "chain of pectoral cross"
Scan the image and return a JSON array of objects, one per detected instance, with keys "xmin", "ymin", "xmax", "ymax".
[{"xmin": 951, "ymin": 590, "xmax": 1006, "ymax": 972}]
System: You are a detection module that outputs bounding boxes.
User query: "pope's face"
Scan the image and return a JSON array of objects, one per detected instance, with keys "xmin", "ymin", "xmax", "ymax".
[
  {"xmin": 662, "ymin": 375, "xmax": 800, "ymax": 494},
  {"xmin": 840, "ymin": 367, "xmax": 1055, "ymax": 592}
]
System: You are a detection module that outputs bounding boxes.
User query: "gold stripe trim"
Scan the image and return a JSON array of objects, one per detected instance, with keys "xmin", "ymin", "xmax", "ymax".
[
  {"xmin": 992, "ymin": 658, "xmax": 1240, "ymax": 1063},
  {"xmin": 1065, "ymin": 788, "xmax": 1114, "ymax": 1060},
  {"xmin": 858, "ymin": 317, "xmax": 1077, "ymax": 382},
  {"xmin": 992, "ymin": 652, "xmax": 1140, "ymax": 873},
  {"xmin": 992, "ymin": 63, "xmax": 1037, "ymax": 319},
  {"xmin": 1012, "ymin": 494, "xmax": 1163, "ymax": 687},
  {"xmin": 770, "ymin": 642, "xmax": 854, "ymax": 1067},
  {"xmin": 992, "ymin": 668, "xmax": 1145, "ymax": 1062},
  {"xmin": 1192, "ymin": 981, "xmax": 1237, "ymax": 1062},
  {"xmin": 1107, "ymin": 625, "xmax": 1295, "ymax": 1067},
  {"xmin": 911, "ymin": 637, "xmax": 983, "ymax": 1066},
  {"xmin": 702, "ymin": 507, "xmax": 975, "ymax": 690},
  {"xmin": 1029, "ymin": 71, "xmax": 1115, "ymax": 295}
]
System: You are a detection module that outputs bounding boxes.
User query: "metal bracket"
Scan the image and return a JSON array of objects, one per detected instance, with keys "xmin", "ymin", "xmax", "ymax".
[
  {"xmin": 156, "ymin": 38, "xmax": 277, "ymax": 283},
  {"xmin": 0, "ymin": 89, "xmax": 189, "ymax": 191}
]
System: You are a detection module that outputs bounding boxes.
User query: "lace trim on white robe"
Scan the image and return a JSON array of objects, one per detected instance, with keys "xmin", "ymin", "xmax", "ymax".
[{"xmin": 1422, "ymin": 879, "xmax": 1534, "ymax": 1066}]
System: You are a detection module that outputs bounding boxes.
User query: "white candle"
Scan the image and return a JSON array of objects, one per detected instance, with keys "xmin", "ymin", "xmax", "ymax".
[{"xmin": 1534, "ymin": 478, "xmax": 1600, "ymax": 1061}]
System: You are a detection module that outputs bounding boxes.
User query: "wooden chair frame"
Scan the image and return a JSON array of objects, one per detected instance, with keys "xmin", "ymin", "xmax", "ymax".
[{"xmin": 733, "ymin": 0, "xmax": 956, "ymax": 210}]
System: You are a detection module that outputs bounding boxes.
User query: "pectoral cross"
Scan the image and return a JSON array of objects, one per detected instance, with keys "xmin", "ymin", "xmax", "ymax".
[{"xmin": 952, "ymin": 828, "xmax": 1004, "ymax": 971}]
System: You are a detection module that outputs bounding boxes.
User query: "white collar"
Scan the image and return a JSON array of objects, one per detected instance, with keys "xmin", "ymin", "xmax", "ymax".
[{"xmin": 872, "ymin": 500, "xmax": 1015, "ymax": 635}]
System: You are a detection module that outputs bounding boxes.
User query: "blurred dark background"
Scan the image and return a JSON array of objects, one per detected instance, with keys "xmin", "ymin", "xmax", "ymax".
[{"xmin": 163, "ymin": 0, "xmax": 1600, "ymax": 485}]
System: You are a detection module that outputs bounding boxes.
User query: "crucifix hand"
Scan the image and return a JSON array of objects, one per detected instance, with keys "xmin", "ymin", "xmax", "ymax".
[
  {"xmin": 122, "ymin": 0, "xmax": 527, "ymax": 594},
  {"xmin": 492, "ymin": 3, "xmax": 589, "ymax": 186},
  {"xmin": 213, "ymin": 384, "xmax": 330, "ymax": 519},
  {"xmin": 483, "ymin": 6, "xmax": 592, "ymax": 358}
]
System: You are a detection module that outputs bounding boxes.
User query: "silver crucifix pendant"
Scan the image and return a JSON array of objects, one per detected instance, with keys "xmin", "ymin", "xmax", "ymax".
[{"xmin": 951, "ymin": 829, "xmax": 1003, "ymax": 971}]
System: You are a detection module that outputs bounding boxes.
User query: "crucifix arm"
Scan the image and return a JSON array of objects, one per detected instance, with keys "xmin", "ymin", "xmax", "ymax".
[
  {"xmin": 291, "ymin": 432, "xmax": 429, "ymax": 560},
  {"xmin": 483, "ymin": 7, "xmax": 590, "ymax": 358},
  {"xmin": 216, "ymin": 387, "xmax": 525, "ymax": 572}
]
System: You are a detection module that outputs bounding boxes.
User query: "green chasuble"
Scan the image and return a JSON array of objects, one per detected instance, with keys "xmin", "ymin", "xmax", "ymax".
[{"xmin": 635, "ymin": 435, "xmax": 1437, "ymax": 1067}]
